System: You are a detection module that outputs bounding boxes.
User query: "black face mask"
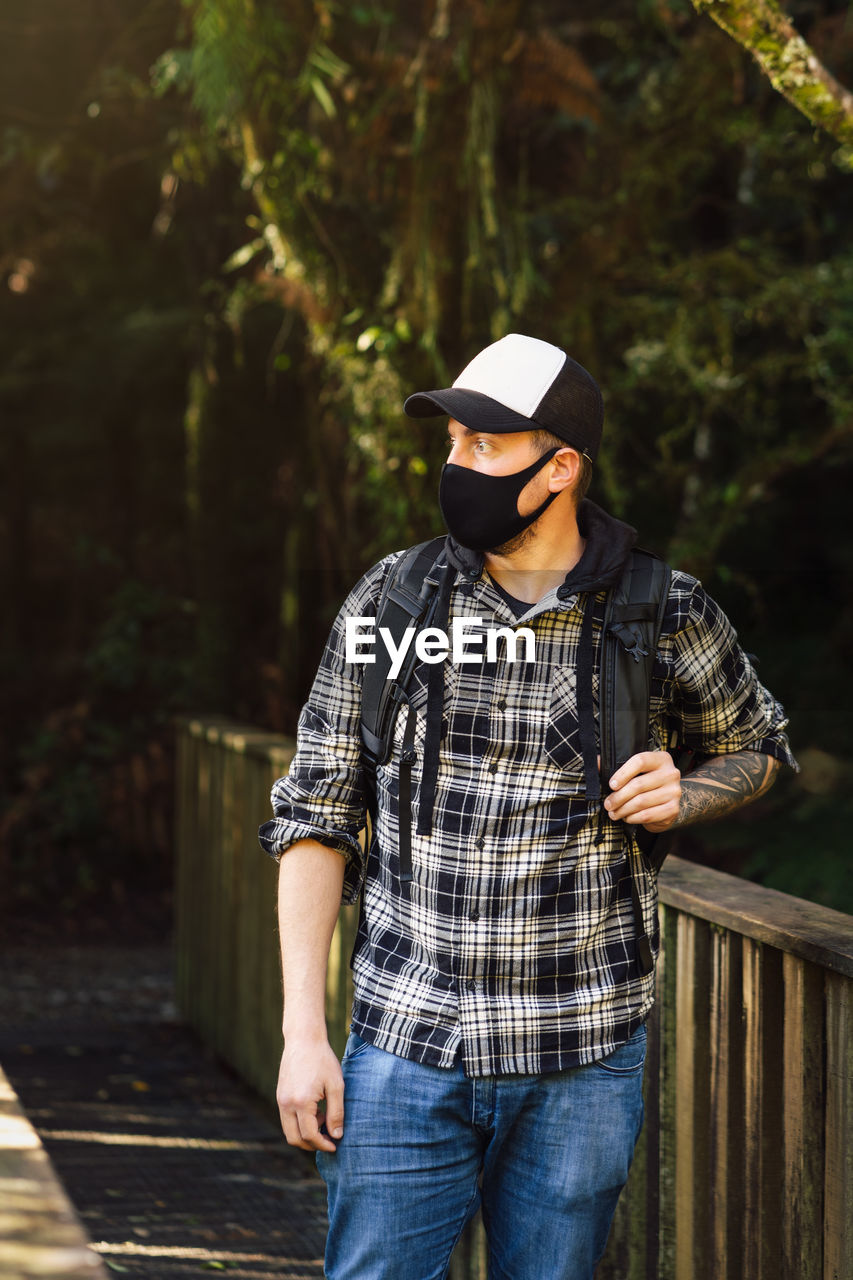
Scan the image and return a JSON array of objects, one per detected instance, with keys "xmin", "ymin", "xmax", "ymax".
[{"xmin": 438, "ymin": 448, "xmax": 560, "ymax": 552}]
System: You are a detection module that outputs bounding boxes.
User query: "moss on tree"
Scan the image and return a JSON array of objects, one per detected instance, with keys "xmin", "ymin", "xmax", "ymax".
[{"xmin": 692, "ymin": 0, "xmax": 853, "ymax": 154}]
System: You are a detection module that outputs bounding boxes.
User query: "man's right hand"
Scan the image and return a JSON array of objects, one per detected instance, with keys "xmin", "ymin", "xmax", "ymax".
[{"xmin": 276, "ymin": 1036, "xmax": 345, "ymax": 1152}]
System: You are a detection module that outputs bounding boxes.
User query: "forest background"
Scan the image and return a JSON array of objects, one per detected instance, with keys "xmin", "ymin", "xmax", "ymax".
[{"xmin": 1, "ymin": 0, "xmax": 852, "ymax": 932}]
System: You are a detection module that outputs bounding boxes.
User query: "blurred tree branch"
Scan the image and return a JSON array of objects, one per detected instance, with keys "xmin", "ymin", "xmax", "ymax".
[{"xmin": 691, "ymin": 0, "xmax": 853, "ymax": 147}]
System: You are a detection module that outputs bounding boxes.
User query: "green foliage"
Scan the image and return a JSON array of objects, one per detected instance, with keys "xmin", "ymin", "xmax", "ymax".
[
  {"xmin": 2, "ymin": 0, "xmax": 853, "ymax": 914},
  {"xmin": 86, "ymin": 581, "xmax": 195, "ymax": 706}
]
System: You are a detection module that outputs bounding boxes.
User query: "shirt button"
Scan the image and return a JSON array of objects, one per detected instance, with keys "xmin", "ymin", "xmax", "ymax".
[
  {"xmin": 496, "ymin": 699, "xmax": 506, "ymax": 711},
  {"xmin": 476, "ymin": 837, "xmax": 485, "ymax": 849},
  {"xmin": 466, "ymin": 979, "xmax": 477, "ymax": 993},
  {"xmin": 469, "ymin": 908, "xmax": 480, "ymax": 922},
  {"xmin": 488, "ymin": 763, "xmax": 498, "ymax": 774}
]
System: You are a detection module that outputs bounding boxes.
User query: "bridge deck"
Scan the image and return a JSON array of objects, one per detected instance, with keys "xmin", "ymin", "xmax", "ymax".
[{"xmin": 0, "ymin": 942, "xmax": 326, "ymax": 1280}]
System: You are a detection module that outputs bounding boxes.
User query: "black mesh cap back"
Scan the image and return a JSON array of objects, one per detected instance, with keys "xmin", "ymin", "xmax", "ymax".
[{"xmin": 533, "ymin": 356, "xmax": 604, "ymax": 460}]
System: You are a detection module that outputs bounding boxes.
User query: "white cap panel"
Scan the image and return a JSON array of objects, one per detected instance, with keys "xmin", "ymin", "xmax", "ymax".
[{"xmin": 452, "ymin": 334, "xmax": 566, "ymax": 419}]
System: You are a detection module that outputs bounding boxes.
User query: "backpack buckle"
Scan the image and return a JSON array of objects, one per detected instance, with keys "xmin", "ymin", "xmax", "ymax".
[{"xmin": 610, "ymin": 621, "xmax": 649, "ymax": 664}]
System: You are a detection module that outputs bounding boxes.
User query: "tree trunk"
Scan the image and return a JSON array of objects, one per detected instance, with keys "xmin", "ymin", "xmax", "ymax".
[{"xmin": 692, "ymin": 0, "xmax": 853, "ymax": 148}]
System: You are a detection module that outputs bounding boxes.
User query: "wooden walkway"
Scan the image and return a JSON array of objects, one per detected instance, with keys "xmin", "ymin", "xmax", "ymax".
[{"xmin": 0, "ymin": 943, "xmax": 326, "ymax": 1280}]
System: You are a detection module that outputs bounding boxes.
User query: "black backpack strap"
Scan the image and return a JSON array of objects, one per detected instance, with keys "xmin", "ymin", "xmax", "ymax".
[
  {"xmin": 355, "ymin": 535, "xmax": 447, "ymax": 909},
  {"xmin": 599, "ymin": 548, "xmax": 671, "ymax": 785},
  {"xmin": 599, "ymin": 548, "xmax": 672, "ymax": 977},
  {"xmin": 397, "ymin": 704, "xmax": 418, "ymax": 883},
  {"xmin": 360, "ymin": 536, "xmax": 448, "ymax": 767}
]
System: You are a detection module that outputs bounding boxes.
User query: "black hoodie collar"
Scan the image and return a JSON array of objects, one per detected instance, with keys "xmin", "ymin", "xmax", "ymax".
[{"xmin": 446, "ymin": 499, "xmax": 637, "ymax": 597}]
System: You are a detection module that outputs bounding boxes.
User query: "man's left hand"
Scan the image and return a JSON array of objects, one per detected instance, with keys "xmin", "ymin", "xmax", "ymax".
[{"xmin": 604, "ymin": 751, "xmax": 681, "ymax": 832}]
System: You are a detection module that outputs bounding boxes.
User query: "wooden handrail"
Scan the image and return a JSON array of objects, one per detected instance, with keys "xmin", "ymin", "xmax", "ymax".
[
  {"xmin": 659, "ymin": 856, "xmax": 853, "ymax": 977},
  {"xmin": 0, "ymin": 1066, "xmax": 108, "ymax": 1279}
]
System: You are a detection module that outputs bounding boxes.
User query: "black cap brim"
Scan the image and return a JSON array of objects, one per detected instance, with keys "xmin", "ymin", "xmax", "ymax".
[{"xmin": 403, "ymin": 388, "xmax": 535, "ymax": 434}]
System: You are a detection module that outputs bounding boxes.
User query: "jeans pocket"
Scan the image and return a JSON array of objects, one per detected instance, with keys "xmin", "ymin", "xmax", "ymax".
[
  {"xmin": 342, "ymin": 1030, "xmax": 373, "ymax": 1063},
  {"xmin": 594, "ymin": 1024, "xmax": 647, "ymax": 1076}
]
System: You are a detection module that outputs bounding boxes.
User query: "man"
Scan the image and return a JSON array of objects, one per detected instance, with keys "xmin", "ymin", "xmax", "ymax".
[{"xmin": 259, "ymin": 334, "xmax": 796, "ymax": 1280}]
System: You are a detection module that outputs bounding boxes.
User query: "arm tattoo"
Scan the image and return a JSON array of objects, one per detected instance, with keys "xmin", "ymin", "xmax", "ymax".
[{"xmin": 677, "ymin": 753, "xmax": 780, "ymax": 828}]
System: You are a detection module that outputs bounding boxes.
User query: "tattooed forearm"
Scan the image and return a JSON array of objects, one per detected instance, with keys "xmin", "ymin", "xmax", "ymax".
[{"xmin": 676, "ymin": 752, "xmax": 780, "ymax": 828}]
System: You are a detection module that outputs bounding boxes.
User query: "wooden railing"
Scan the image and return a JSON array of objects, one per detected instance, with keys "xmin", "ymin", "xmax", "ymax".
[
  {"xmin": 0, "ymin": 1065, "xmax": 108, "ymax": 1279},
  {"xmin": 175, "ymin": 716, "xmax": 853, "ymax": 1280}
]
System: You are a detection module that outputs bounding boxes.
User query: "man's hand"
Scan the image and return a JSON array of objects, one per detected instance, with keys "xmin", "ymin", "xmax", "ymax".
[
  {"xmin": 604, "ymin": 751, "xmax": 682, "ymax": 832},
  {"xmin": 276, "ymin": 1036, "xmax": 344, "ymax": 1153},
  {"xmin": 604, "ymin": 749, "xmax": 782, "ymax": 833}
]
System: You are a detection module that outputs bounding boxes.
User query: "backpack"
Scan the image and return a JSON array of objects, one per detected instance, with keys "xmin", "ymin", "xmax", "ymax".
[{"xmin": 359, "ymin": 537, "xmax": 671, "ymax": 976}]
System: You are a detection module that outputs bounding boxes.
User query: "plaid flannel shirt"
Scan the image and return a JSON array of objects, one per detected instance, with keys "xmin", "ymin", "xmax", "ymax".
[{"xmin": 259, "ymin": 526, "xmax": 797, "ymax": 1078}]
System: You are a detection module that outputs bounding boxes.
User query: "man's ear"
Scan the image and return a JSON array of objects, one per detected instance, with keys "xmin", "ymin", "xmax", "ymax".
[{"xmin": 547, "ymin": 447, "xmax": 582, "ymax": 493}]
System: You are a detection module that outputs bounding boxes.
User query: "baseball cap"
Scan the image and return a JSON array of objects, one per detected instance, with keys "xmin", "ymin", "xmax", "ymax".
[{"xmin": 403, "ymin": 333, "xmax": 604, "ymax": 462}]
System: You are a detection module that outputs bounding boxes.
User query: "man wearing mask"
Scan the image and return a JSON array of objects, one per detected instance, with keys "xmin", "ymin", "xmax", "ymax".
[{"xmin": 259, "ymin": 334, "xmax": 797, "ymax": 1280}]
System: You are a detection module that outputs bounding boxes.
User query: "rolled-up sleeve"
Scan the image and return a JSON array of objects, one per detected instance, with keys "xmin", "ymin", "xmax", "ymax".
[
  {"xmin": 661, "ymin": 574, "xmax": 799, "ymax": 770},
  {"xmin": 258, "ymin": 553, "xmax": 397, "ymax": 902}
]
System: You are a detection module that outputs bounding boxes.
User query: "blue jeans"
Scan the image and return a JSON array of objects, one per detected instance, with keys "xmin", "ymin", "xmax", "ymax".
[{"xmin": 317, "ymin": 1024, "xmax": 646, "ymax": 1280}]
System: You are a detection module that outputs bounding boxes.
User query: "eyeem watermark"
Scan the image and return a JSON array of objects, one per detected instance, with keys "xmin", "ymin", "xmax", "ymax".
[{"xmin": 345, "ymin": 617, "xmax": 536, "ymax": 678}]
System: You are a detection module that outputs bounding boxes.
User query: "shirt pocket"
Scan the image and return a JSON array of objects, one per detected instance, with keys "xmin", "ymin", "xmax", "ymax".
[{"xmin": 544, "ymin": 665, "xmax": 585, "ymax": 772}]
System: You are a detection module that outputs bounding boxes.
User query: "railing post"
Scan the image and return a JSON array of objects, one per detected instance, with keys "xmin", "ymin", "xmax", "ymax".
[
  {"xmin": 781, "ymin": 953, "xmax": 824, "ymax": 1277},
  {"xmin": 824, "ymin": 972, "xmax": 852, "ymax": 1280}
]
